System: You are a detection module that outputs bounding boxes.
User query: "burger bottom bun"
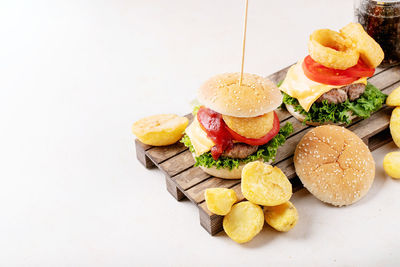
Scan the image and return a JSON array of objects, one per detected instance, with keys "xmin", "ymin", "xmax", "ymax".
[
  {"xmin": 193, "ymin": 154, "xmax": 270, "ymax": 179},
  {"xmin": 285, "ymin": 104, "xmax": 357, "ymax": 126}
]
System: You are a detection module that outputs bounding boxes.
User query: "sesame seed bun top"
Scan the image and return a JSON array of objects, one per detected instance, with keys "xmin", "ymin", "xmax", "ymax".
[
  {"xmin": 294, "ymin": 125, "xmax": 375, "ymax": 207},
  {"xmin": 197, "ymin": 73, "xmax": 283, "ymax": 118}
]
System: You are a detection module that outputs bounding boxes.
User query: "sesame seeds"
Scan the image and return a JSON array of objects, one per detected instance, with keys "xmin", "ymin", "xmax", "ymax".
[{"xmin": 295, "ymin": 125, "xmax": 375, "ymax": 206}]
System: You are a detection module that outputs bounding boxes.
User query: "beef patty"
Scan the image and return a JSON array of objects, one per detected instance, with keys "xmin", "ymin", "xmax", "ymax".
[
  {"xmin": 316, "ymin": 83, "xmax": 366, "ymax": 104},
  {"xmin": 222, "ymin": 143, "xmax": 258, "ymax": 159}
]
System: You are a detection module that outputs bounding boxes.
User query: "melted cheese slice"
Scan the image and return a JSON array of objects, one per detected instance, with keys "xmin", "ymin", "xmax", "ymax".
[
  {"xmin": 185, "ymin": 117, "xmax": 215, "ymax": 156},
  {"xmin": 280, "ymin": 60, "xmax": 368, "ymax": 112}
]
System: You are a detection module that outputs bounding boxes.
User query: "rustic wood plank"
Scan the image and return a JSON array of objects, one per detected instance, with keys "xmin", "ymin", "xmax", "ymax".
[
  {"xmin": 199, "ymin": 206, "xmax": 222, "ymax": 235},
  {"xmin": 284, "ymin": 116, "xmax": 309, "ymax": 137},
  {"xmin": 368, "ymin": 128, "xmax": 392, "ymax": 152},
  {"xmin": 275, "ymin": 157, "xmax": 296, "ymax": 179},
  {"xmin": 369, "ymin": 66, "xmax": 400, "ymax": 89},
  {"xmin": 165, "ymin": 175, "xmax": 185, "ymax": 201},
  {"xmin": 349, "ymin": 106, "xmax": 392, "ymax": 142},
  {"xmin": 173, "ymin": 166, "xmax": 211, "ymax": 191},
  {"xmin": 159, "ymin": 149, "xmax": 195, "ymax": 177},
  {"xmin": 146, "ymin": 142, "xmax": 188, "ymax": 164},
  {"xmin": 135, "ymin": 139, "xmax": 153, "ymax": 151},
  {"xmin": 275, "ymin": 107, "xmax": 291, "ymax": 122},
  {"xmin": 375, "ymin": 66, "xmax": 386, "ymax": 75},
  {"xmin": 135, "ymin": 139, "xmax": 155, "ymax": 168}
]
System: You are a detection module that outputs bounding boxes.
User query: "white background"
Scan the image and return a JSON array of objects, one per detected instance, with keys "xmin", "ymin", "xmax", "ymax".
[{"xmin": 1, "ymin": 0, "xmax": 400, "ymax": 266}]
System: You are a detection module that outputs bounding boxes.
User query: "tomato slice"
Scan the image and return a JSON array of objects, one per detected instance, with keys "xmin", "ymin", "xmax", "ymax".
[
  {"xmin": 302, "ymin": 56, "xmax": 359, "ymax": 86},
  {"xmin": 225, "ymin": 112, "xmax": 280, "ymax": 146},
  {"xmin": 343, "ymin": 59, "xmax": 375, "ymax": 78}
]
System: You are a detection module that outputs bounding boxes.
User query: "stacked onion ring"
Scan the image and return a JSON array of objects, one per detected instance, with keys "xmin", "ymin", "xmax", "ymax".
[{"xmin": 308, "ymin": 23, "xmax": 384, "ymax": 70}]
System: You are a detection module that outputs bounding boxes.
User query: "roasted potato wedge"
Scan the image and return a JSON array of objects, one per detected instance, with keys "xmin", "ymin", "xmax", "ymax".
[
  {"xmin": 386, "ymin": 86, "xmax": 400, "ymax": 107},
  {"xmin": 264, "ymin": 201, "xmax": 298, "ymax": 232},
  {"xmin": 205, "ymin": 188, "xmax": 237, "ymax": 215},
  {"xmin": 223, "ymin": 201, "xmax": 264, "ymax": 244},
  {"xmin": 242, "ymin": 162, "xmax": 292, "ymax": 206},
  {"xmin": 383, "ymin": 152, "xmax": 400, "ymax": 179},
  {"xmin": 132, "ymin": 114, "xmax": 188, "ymax": 146},
  {"xmin": 390, "ymin": 107, "xmax": 400, "ymax": 148}
]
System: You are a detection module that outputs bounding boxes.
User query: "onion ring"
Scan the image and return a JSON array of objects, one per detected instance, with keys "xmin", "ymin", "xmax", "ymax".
[
  {"xmin": 308, "ymin": 29, "xmax": 359, "ymax": 70},
  {"xmin": 340, "ymin": 23, "xmax": 384, "ymax": 68}
]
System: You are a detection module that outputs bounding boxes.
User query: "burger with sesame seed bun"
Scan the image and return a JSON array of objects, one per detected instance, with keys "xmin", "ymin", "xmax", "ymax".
[
  {"xmin": 181, "ymin": 73, "xmax": 293, "ymax": 179},
  {"xmin": 294, "ymin": 125, "xmax": 375, "ymax": 206}
]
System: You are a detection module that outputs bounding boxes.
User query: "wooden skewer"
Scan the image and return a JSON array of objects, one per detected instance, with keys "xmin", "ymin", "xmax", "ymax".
[{"xmin": 239, "ymin": 0, "xmax": 249, "ymax": 86}]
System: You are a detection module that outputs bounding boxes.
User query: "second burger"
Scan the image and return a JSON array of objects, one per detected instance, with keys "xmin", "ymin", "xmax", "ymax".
[{"xmin": 182, "ymin": 73, "xmax": 293, "ymax": 179}]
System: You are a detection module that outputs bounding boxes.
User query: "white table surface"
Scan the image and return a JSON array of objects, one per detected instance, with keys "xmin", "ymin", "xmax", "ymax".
[{"xmin": 1, "ymin": 0, "xmax": 400, "ymax": 266}]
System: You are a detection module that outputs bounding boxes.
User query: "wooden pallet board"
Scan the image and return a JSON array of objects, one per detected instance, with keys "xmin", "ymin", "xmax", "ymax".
[{"xmin": 135, "ymin": 64, "xmax": 400, "ymax": 235}]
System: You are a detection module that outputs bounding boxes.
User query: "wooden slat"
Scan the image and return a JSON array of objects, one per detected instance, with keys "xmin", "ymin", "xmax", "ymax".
[
  {"xmin": 368, "ymin": 128, "xmax": 392, "ymax": 152},
  {"xmin": 159, "ymin": 149, "xmax": 195, "ymax": 177},
  {"xmin": 350, "ymin": 106, "xmax": 392, "ymax": 142},
  {"xmin": 165, "ymin": 175, "xmax": 185, "ymax": 201},
  {"xmin": 375, "ymin": 65, "xmax": 390, "ymax": 74},
  {"xmin": 173, "ymin": 167, "xmax": 211, "ymax": 191},
  {"xmin": 274, "ymin": 130, "xmax": 308, "ymax": 162},
  {"xmin": 146, "ymin": 142, "xmax": 187, "ymax": 164},
  {"xmin": 275, "ymin": 157, "xmax": 296, "ymax": 179},
  {"xmin": 199, "ymin": 205, "xmax": 222, "ymax": 235},
  {"xmin": 135, "ymin": 139, "xmax": 155, "ymax": 168},
  {"xmin": 383, "ymin": 80, "xmax": 400, "ymax": 94},
  {"xmin": 136, "ymin": 140, "xmax": 153, "ymax": 151},
  {"xmin": 369, "ymin": 66, "xmax": 400, "ymax": 89}
]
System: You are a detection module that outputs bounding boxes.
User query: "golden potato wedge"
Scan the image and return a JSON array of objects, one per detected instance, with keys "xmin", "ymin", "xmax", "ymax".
[
  {"xmin": 386, "ymin": 86, "xmax": 400, "ymax": 107},
  {"xmin": 242, "ymin": 162, "xmax": 292, "ymax": 206},
  {"xmin": 264, "ymin": 201, "xmax": 299, "ymax": 232},
  {"xmin": 132, "ymin": 114, "xmax": 188, "ymax": 146},
  {"xmin": 222, "ymin": 112, "xmax": 274, "ymax": 139},
  {"xmin": 390, "ymin": 107, "xmax": 400, "ymax": 148},
  {"xmin": 383, "ymin": 152, "xmax": 400, "ymax": 179},
  {"xmin": 223, "ymin": 201, "xmax": 264, "ymax": 244},
  {"xmin": 205, "ymin": 188, "xmax": 237, "ymax": 215}
]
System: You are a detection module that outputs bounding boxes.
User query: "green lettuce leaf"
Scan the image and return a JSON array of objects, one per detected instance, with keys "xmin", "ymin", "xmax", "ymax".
[
  {"xmin": 281, "ymin": 82, "xmax": 387, "ymax": 124},
  {"xmin": 192, "ymin": 105, "xmax": 201, "ymax": 117},
  {"xmin": 180, "ymin": 122, "xmax": 293, "ymax": 170}
]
